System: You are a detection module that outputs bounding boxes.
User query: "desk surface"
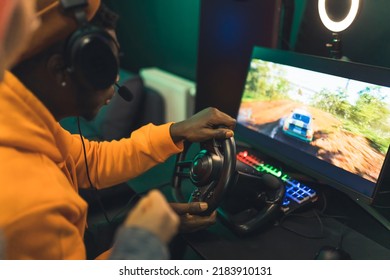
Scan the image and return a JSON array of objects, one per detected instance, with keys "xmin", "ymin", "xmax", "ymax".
[
  {"xmin": 178, "ymin": 180, "xmax": 390, "ymax": 260},
  {"xmin": 128, "ymin": 152, "xmax": 390, "ymax": 260},
  {"xmin": 182, "ymin": 212, "xmax": 390, "ymax": 260}
]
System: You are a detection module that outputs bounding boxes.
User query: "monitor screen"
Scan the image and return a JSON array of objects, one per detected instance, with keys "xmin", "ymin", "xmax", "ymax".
[{"xmin": 236, "ymin": 46, "xmax": 390, "ymax": 204}]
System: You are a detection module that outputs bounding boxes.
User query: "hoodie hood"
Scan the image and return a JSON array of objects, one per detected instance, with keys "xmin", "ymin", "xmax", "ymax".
[{"xmin": 0, "ymin": 71, "xmax": 67, "ymax": 163}]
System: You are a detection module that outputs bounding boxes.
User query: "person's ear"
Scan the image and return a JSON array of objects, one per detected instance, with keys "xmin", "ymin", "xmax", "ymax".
[{"xmin": 46, "ymin": 54, "xmax": 68, "ymax": 87}]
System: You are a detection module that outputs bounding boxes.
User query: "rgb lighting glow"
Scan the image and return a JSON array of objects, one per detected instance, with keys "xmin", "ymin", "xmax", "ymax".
[{"xmin": 318, "ymin": 0, "xmax": 360, "ymax": 32}]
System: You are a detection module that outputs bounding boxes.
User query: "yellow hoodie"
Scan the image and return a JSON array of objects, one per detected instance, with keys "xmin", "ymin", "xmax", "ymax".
[{"xmin": 0, "ymin": 71, "xmax": 183, "ymax": 259}]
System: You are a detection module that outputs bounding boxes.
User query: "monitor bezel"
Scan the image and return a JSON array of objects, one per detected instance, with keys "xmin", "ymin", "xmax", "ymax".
[{"xmin": 236, "ymin": 46, "xmax": 390, "ymax": 205}]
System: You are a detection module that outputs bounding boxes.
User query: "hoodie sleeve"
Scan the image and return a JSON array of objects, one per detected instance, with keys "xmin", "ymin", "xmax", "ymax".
[{"xmin": 64, "ymin": 123, "xmax": 183, "ymax": 189}]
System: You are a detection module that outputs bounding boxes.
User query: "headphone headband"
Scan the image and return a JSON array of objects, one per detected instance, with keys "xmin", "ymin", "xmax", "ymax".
[
  {"xmin": 60, "ymin": 0, "xmax": 88, "ymax": 10},
  {"xmin": 60, "ymin": 0, "xmax": 89, "ymax": 25},
  {"xmin": 62, "ymin": 0, "xmax": 120, "ymax": 90}
]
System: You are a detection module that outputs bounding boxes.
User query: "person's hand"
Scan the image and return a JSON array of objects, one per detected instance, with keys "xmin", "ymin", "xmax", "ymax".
[
  {"xmin": 170, "ymin": 107, "xmax": 236, "ymax": 143},
  {"xmin": 169, "ymin": 202, "xmax": 217, "ymax": 233},
  {"xmin": 124, "ymin": 190, "xmax": 179, "ymax": 243}
]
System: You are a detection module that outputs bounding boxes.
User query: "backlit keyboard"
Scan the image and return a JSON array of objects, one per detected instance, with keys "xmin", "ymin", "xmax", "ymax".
[{"xmin": 236, "ymin": 150, "xmax": 318, "ymax": 213}]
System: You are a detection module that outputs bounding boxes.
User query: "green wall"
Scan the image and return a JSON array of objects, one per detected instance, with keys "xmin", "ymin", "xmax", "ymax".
[
  {"xmin": 102, "ymin": 1, "xmax": 390, "ymax": 85},
  {"xmin": 104, "ymin": 0, "xmax": 200, "ymax": 81}
]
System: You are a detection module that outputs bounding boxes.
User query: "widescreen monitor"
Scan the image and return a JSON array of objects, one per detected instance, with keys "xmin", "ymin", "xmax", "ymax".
[{"xmin": 236, "ymin": 46, "xmax": 390, "ymax": 205}]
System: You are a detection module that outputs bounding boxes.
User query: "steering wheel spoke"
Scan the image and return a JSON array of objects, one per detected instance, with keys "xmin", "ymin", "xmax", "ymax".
[
  {"xmin": 200, "ymin": 139, "xmax": 222, "ymax": 156},
  {"xmin": 189, "ymin": 181, "xmax": 214, "ymax": 200},
  {"xmin": 175, "ymin": 170, "xmax": 191, "ymax": 178},
  {"xmin": 176, "ymin": 160, "xmax": 192, "ymax": 168}
]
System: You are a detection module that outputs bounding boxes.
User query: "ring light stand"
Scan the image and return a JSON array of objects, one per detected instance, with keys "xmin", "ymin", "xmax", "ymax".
[{"xmin": 318, "ymin": 0, "xmax": 360, "ymax": 59}]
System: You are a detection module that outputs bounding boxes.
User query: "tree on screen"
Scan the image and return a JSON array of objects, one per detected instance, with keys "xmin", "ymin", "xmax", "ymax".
[
  {"xmin": 311, "ymin": 85, "xmax": 390, "ymax": 153},
  {"xmin": 244, "ymin": 60, "xmax": 290, "ymax": 101}
]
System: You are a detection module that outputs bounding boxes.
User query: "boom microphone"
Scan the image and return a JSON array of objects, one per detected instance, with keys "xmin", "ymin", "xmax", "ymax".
[{"xmin": 115, "ymin": 82, "xmax": 133, "ymax": 102}]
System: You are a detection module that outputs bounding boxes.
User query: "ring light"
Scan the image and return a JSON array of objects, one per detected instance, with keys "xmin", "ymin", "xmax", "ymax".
[{"xmin": 318, "ymin": 0, "xmax": 360, "ymax": 32}]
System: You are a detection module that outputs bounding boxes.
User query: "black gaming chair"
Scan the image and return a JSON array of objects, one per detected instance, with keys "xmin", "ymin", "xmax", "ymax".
[{"xmin": 100, "ymin": 73, "xmax": 166, "ymax": 140}]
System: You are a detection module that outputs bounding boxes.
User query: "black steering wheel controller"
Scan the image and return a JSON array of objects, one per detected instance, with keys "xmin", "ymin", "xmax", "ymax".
[
  {"xmin": 173, "ymin": 136, "xmax": 236, "ymax": 216},
  {"xmin": 172, "ymin": 135, "xmax": 285, "ymax": 234}
]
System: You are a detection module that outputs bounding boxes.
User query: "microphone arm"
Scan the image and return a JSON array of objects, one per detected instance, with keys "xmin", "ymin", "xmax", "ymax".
[{"xmin": 115, "ymin": 82, "xmax": 133, "ymax": 102}]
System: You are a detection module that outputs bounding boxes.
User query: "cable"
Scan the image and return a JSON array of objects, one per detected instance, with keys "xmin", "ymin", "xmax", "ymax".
[
  {"xmin": 77, "ymin": 117, "xmax": 112, "ymax": 224},
  {"xmin": 377, "ymin": 190, "xmax": 390, "ymax": 195},
  {"xmin": 110, "ymin": 181, "xmax": 173, "ymax": 222},
  {"xmin": 372, "ymin": 204, "xmax": 390, "ymax": 209},
  {"xmin": 337, "ymin": 220, "xmax": 349, "ymax": 249},
  {"xmin": 320, "ymin": 213, "xmax": 350, "ymax": 220},
  {"xmin": 318, "ymin": 191, "xmax": 328, "ymax": 214},
  {"xmin": 110, "ymin": 193, "xmax": 141, "ymax": 223}
]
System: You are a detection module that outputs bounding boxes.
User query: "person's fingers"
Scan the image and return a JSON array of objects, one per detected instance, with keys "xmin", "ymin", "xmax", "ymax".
[
  {"xmin": 170, "ymin": 107, "xmax": 236, "ymax": 143},
  {"xmin": 170, "ymin": 202, "xmax": 208, "ymax": 215},
  {"xmin": 179, "ymin": 211, "xmax": 217, "ymax": 233},
  {"xmin": 187, "ymin": 127, "xmax": 235, "ymax": 142},
  {"xmin": 212, "ymin": 128, "xmax": 235, "ymax": 139},
  {"xmin": 180, "ymin": 212, "xmax": 216, "ymax": 225},
  {"xmin": 213, "ymin": 110, "xmax": 236, "ymax": 129}
]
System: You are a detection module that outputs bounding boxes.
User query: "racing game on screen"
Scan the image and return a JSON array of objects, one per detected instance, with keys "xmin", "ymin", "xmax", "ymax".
[{"xmin": 238, "ymin": 59, "xmax": 390, "ymax": 183}]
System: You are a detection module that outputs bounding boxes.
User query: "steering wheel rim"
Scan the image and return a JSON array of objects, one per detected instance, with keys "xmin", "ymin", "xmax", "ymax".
[{"xmin": 172, "ymin": 137, "xmax": 236, "ymax": 216}]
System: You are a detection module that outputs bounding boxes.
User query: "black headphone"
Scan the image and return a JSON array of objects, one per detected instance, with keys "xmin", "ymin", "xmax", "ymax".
[{"xmin": 60, "ymin": 0, "xmax": 119, "ymax": 90}]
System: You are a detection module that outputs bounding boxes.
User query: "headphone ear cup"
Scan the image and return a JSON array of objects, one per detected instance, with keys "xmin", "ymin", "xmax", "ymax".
[{"xmin": 65, "ymin": 26, "xmax": 119, "ymax": 90}]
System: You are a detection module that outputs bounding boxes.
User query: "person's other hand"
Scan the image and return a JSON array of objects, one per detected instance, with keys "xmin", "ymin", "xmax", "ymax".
[
  {"xmin": 170, "ymin": 107, "xmax": 236, "ymax": 143},
  {"xmin": 124, "ymin": 190, "xmax": 179, "ymax": 244},
  {"xmin": 169, "ymin": 202, "xmax": 217, "ymax": 233}
]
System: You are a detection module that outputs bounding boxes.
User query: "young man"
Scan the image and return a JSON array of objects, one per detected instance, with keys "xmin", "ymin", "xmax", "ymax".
[
  {"xmin": 1, "ymin": 0, "xmax": 183, "ymax": 261},
  {"xmin": 0, "ymin": 0, "xmax": 236, "ymax": 259},
  {"xmin": 0, "ymin": 0, "xmax": 180, "ymax": 261}
]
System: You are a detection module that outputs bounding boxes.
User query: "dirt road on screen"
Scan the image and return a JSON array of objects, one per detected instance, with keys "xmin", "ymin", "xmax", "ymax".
[{"xmin": 240, "ymin": 100, "xmax": 384, "ymax": 182}]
